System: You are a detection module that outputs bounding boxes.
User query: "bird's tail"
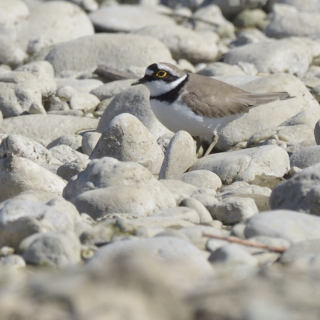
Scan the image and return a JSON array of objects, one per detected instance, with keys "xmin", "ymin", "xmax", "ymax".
[{"xmin": 239, "ymin": 92, "xmax": 292, "ymax": 106}]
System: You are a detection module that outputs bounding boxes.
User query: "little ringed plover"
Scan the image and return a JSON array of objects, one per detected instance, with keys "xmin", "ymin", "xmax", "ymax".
[{"xmin": 132, "ymin": 62, "xmax": 291, "ymax": 155}]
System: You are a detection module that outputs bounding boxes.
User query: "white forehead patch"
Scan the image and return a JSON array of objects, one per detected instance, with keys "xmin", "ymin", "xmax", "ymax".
[{"xmin": 156, "ymin": 63, "xmax": 179, "ymax": 77}]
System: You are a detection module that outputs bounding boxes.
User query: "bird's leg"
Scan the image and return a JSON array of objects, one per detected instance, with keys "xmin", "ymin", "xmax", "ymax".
[{"xmin": 204, "ymin": 134, "xmax": 219, "ymax": 156}]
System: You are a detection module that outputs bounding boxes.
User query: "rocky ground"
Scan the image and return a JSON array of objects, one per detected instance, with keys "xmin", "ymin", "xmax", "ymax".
[{"xmin": 1, "ymin": 0, "xmax": 320, "ymax": 319}]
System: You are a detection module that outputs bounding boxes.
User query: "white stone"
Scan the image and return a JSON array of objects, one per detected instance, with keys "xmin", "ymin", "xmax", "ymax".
[
  {"xmin": 91, "ymin": 114, "xmax": 164, "ymax": 175},
  {"xmin": 190, "ymin": 145, "xmax": 290, "ymax": 185}
]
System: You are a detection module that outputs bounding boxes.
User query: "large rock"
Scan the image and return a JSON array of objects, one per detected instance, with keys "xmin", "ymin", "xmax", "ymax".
[
  {"xmin": 74, "ymin": 186, "xmax": 157, "ymax": 219},
  {"xmin": 0, "ymin": 134, "xmax": 61, "ymax": 171},
  {"xmin": 45, "ymin": 33, "xmax": 173, "ymax": 77},
  {"xmin": 0, "ymin": 115, "xmax": 98, "ymax": 145},
  {"xmin": 96, "ymin": 86, "xmax": 172, "ymax": 139},
  {"xmin": 266, "ymin": 4, "xmax": 320, "ymax": 39},
  {"xmin": 91, "ymin": 114, "xmax": 164, "ymax": 175},
  {"xmin": 22, "ymin": 231, "xmax": 81, "ymax": 267},
  {"xmin": 224, "ymin": 38, "xmax": 314, "ymax": 75},
  {"xmin": 87, "ymin": 237, "xmax": 213, "ymax": 291},
  {"xmin": 0, "ymin": 155, "xmax": 66, "ymax": 201},
  {"xmin": 20, "ymin": 1, "xmax": 94, "ymax": 53},
  {"xmin": 0, "ymin": 72, "xmax": 45, "ymax": 117},
  {"xmin": 0, "ymin": 0, "xmax": 29, "ymax": 66},
  {"xmin": 244, "ymin": 210, "xmax": 320, "ymax": 243},
  {"xmin": 132, "ymin": 24, "xmax": 218, "ymax": 64},
  {"xmin": 89, "ymin": 5, "xmax": 175, "ymax": 32},
  {"xmin": 0, "ymin": 199, "xmax": 74, "ymax": 248},
  {"xmin": 190, "ymin": 145, "xmax": 290, "ymax": 185},
  {"xmin": 16, "ymin": 61, "xmax": 56, "ymax": 98},
  {"xmin": 290, "ymin": 145, "xmax": 320, "ymax": 169},
  {"xmin": 270, "ymin": 163, "xmax": 320, "ymax": 214},
  {"xmin": 215, "ymin": 73, "xmax": 320, "ymax": 151},
  {"xmin": 63, "ymin": 157, "xmax": 176, "ymax": 211}
]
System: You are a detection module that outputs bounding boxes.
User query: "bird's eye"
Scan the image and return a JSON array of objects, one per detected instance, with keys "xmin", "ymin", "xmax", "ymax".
[{"xmin": 156, "ymin": 70, "xmax": 167, "ymax": 78}]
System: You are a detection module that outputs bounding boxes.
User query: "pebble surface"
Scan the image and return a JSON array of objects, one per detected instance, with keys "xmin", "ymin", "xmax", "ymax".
[{"xmin": 1, "ymin": 1, "xmax": 320, "ymax": 319}]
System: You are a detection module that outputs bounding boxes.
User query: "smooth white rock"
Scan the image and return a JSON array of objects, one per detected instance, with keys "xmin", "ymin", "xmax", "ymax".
[
  {"xmin": 159, "ymin": 131, "xmax": 197, "ymax": 179},
  {"xmin": 190, "ymin": 145, "xmax": 290, "ymax": 185},
  {"xmin": 90, "ymin": 114, "xmax": 164, "ymax": 175},
  {"xmin": 0, "ymin": 115, "xmax": 98, "ymax": 145},
  {"xmin": 45, "ymin": 34, "xmax": 173, "ymax": 78},
  {"xmin": 209, "ymin": 243, "xmax": 258, "ymax": 266},
  {"xmin": 0, "ymin": 200, "xmax": 74, "ymax": 248},
  {"xmin": 216, "ymin": 73, "xmax": 320, "ymax": 151},
  {"xmin": 81, "ymin": 132, "xmax": 101, "ymax": 156},
  {"xmin": 212, "ymin": 197, "xmax": 258, "ymax": 225},
  {"xmin": 74, "ymin": 186, "xmax": 157, "ymax": 220},
  {"xmin": 89, "ymin": 5, "xmax": 175, "ymax": 32},
  {"xmin": 63, "ymin": 157, "xmax": 176, "ymax": 210},
  {"xmin": 244, "ymin": 210, "xmax": 320, "ymax": 243},
  {"xmin": 22, "ymin": 231, "xmax": 81, "ymax": 267},
  {"xmin": 16, "ymin": 61, "xmax": 56, "ymax": 98},
  {"xmin": 175, "ymin": 170, "xmax": 222, "ymax": 191},
  {"xmin": 97, "ymin": 86, "xmax": 172, "ymax": 140},
  {"xmin": 21, "ymin": 1, "xmax": 94, "ymax": 53},
  {"xmin": 0, "ymin": 72, "xmax": 44, "ymax": 117},
  {"xmin": 180, "ymin": 198, "xmax": 213, "ymax": 223},
  {"xmin": 0, "ymin": 155, "xmax": 66, "ymax": 202},
  {"xmin": 133, "ymin": 24, "xmax": 218, "ymax": 64}
]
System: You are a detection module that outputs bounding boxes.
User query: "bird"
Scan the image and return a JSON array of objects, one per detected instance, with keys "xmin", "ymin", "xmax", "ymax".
[{"xmin": 132, "ymin": 62, "xmax": 291, "ymax": 155}]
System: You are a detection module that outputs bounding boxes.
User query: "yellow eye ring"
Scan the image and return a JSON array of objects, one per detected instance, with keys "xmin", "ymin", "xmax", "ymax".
[{"xmin": 156, "ymin": 70, "xmax": 167, "ymax": 78}]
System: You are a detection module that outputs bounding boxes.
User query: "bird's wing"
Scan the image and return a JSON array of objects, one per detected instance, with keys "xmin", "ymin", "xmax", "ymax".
[{"xmin": 181, "ymin": 74, "xmax": 290, "ymax": 119}]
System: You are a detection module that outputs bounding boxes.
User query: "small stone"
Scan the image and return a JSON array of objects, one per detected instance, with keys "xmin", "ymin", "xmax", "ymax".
[
  {"xmin": 0, "ymin": 255, "xmax": 26, "ymax": 269},
  {"xmin": 155, "ymin": 207, "xmax": 200, "ymax": 224},
  {"xmin": 180, "ymin": 197, "xmax": 213, "ymax": 223},
  {"xmin": 159, "ymin": 131, "xmax": 196, "ymax": 179},
  {"xmin": 49, "ymin": 144, "xmax": 88, "ymax": 165},
  {"xmin": 22, "ymin": 231, "xmax": 81, "ymax": 267},
  {"xmin": 175, "ymin": 170, "xmax": 222, "ymax": 191},
  {"xmin": 47, "ymin": 134, "xmax": 83, "ymax": 151},
  {"xmin": 69, "ymin": 92, "xmax": 100, "ymax": 114},
  {"xmin": 209, "ymin": 243, "xmax": 258, "ymax": 266},
  {"xmin": 90, "ymin": 79, "xmax": 135, "ymax": 100},
  {"xmin": 218, "ymin": 182, "xmax": 271, "ymax": 212},
  {"xmin": 81, "ymin": 131, "xmax": 101, "ymax": 156},
  {"xmin": 212, "ymin": 197, "xmax": 258, "ymax": 225}
]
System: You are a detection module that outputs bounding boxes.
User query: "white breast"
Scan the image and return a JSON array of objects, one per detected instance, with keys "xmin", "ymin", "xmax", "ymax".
[{"xmin": 150, "ymin": 98, "xmax": 243, "ymax": 141}]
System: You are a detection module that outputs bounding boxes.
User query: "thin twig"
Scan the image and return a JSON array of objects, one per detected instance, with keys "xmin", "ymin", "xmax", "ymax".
[{"xmin": 203, "ymin": 232, "xmax": 287, "ymax": 253}]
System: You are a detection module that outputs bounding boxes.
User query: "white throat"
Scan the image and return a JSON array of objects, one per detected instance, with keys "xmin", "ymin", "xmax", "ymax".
[{"xmin": 144, "ymin": 74, "xmax": 187, "ymax": 97}]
